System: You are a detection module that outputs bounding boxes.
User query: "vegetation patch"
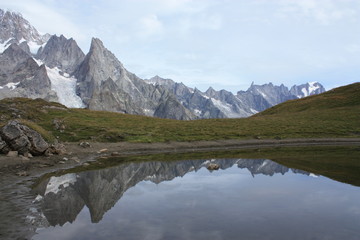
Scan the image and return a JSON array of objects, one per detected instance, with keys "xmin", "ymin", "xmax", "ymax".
[{"xmin": 0, "ymin": 83, "xmax": 359, "ymax": 143}]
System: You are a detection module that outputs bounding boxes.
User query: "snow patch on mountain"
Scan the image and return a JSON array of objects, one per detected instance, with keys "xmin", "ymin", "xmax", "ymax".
[
  {"xmin": 194, "ymin": 108, "xmax": 202, "ymax": 116},
  {"xmin": 308, "ymin": 82, "xmax": 320, "ymax": 94},
  {"xmin": 0, "ymin": 40, "xmax": 9, "ymax": 53},
  {"xmin": 27, "ymin": 40, "xmax": 46, "ymax": 55},
  {"xmin": 46, "ymin": 66, "xmax": 85, "ymax": 108},
  {"xmin": 257, "ymin": 89, "xmax": 267, "ymax": 98},
  {"xmin": 300, "ymin": 82, "xmax": 322, "ymax": 97},
  {"xmin": 301, "ymin": 88, "xmax": 308, "ymax": 97},
  {"xmin": 33, "ymin": 58, "xmax": 44, "ymax": 66},
  {"xmin": 250, "ymin": 108, "xmax": 259, "ymax": 114},
  {"xmin": 211, "ymin": 98, "xmax": 242, "ymax": 118},
  {"xmin": 18, "ymin": 37, "xmax": 45, "ymax": 54},
  {"xmin": 0, "ymin": 82, "xmax": 20, "ymax": 90}
]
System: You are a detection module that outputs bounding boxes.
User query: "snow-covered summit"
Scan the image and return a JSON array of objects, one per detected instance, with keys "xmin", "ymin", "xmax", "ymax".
[
  {"xmin": 290, "ymin": 81, "xmax": 325, "ymax": 98},
  {"xmin": 0, "ymin": 9, "xmax": 50, "ymax": 54}
]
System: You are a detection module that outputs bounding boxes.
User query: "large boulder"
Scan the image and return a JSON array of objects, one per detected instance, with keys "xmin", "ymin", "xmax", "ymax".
[
  {"xmin": 0, "ymin": 136, "xmax": 10, "ymax": 153},
  {"xmin": 0, "ymin": 120, "xmax": 49, "ymax": 155}
]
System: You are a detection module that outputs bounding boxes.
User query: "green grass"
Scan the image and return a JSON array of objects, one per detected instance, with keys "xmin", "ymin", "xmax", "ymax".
[{"xmin": 0, "ymin": 82, "xmax": 359, "ymax": 143}]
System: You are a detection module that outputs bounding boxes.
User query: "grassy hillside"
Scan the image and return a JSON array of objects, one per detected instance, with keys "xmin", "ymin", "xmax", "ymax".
[{"xmin": 0, "ymin": 82, "xmax": 359, "ymax": 143}]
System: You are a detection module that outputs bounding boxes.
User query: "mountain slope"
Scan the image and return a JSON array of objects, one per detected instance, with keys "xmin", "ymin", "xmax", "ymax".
[
  {"xmin": 147, "ymin": 76, "xmax": 326, "ymax": 118},
  {"xmin": 0, "ymin": 8, "xmax": 328, "ymax": 120},
  {"xmin": 74, "ymin": 38, "xmax": 194, "ymax": 119},
  {"xmin": 0, "ymin": 10, "xmax": 194, "ymax": 120},
  {"xmin": 0, "ymin": 83, "xmax": 358, "ymax": 143},
  {"xmin": 37, "ymin": 34, "xmax": 85, "ymax": 74},
  {"xmin": 256, "ymin": 82, "xmax": 360, "ymax": 116},
  {"xmin": 0, "ymin": 43, "xmax": 56, "ymax": 100},
  {"xmin": 0, "ymin": 9, "xmax": 50, "ymax": 54}
]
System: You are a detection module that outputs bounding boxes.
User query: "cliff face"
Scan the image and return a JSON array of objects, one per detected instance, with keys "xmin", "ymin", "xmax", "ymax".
[
  {"xmin": 0, "ymin": 8, "xmax": 326, "ymax": 120},
  {"xmin": 37, "ymin": 34, "xmax": 85, "ymax": 74},
  {"xmin": 0, "ymin": 43, "xmax": 57, "ymax": 101},
  {"xmin": 148, "ymin": 76, "xmax": 326, "ymax": 118},
  {"xmin": 73, "ymin": 38, "xmax": 195, "ymax": 119}
]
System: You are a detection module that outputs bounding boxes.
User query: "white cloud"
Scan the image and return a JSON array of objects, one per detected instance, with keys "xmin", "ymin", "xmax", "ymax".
[
  {"xmin": 278, "ymin": 0, "xmax": 358, "ymax": 24},
  {"xmin": 1, "ymin": 0, "xmax": 359, "ymax": 92},
  {"xmin": 138, "ymin": 14, "xmax": 164, "ymax": 38},
  {"xmin": 0, "ymin": 1, "xmax": 85, "ymax": 40}
]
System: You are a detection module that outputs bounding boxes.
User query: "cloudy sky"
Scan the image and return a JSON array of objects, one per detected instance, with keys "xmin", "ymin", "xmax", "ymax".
[{"xmin": 2, "ymin": 0, "xmax": 360, "ymax": 92}]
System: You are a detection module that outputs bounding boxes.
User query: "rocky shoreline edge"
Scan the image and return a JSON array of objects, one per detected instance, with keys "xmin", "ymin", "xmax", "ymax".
[{"xmin": 1, "ymin": 137, "xmax": 359, "ymax": 176}]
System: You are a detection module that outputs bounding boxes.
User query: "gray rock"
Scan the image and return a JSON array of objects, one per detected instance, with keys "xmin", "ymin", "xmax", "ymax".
[
  {"xmin": 7, "ymin": 150, "xmax": 18, "ymax": 157},
  {"xmin": 52, "ymin": 119, "xmax": 66, "ymax": 130},
  {"xmin": 0, "ymin": 136, "xmax": 8, "ymax": 153},
  {"xmin": 79, "ymin": 142, "xmax": 91, "ymax": 148},
  {"xmin": 0, "ymin": 9, "xmax": 49, "ymax": 47},
  {"xmin": 37, "ymin": 34, "xmax": 85, "ymax": 74},
  {"xmin": 154, "ymin": 95, "xmax": 194, "ymax": 120},
  {"xmin": 0, "ymin": 43, "xmax": 58, "ymax": 101},
  {"xmin": 149, "ymin": 76, "xmax": 326, "ymax": 118},
  {"xmin": 290, "ymin": 82, "xmax": 326, "ymax": 98},
  {"xmin": 74, "ymin": 38, "xmax": 194, "ymax": 120},
  {"xmin": 18, "ymin": 41, "xmax": 31, "ymax": 55},
  {"xmin": 19, "ymin": 155, "xmax": 30, "ymax": 161},
  {"xmin": 0, "ymin": 120, "xmax": 49, "ymax": 155},
  {"xmin": 49, "ymin": 143, "xmax": 67, "ymax": 155},
  {"xmin": 0, "ymin": 9, "xmax": 327, "ymax": 121}
]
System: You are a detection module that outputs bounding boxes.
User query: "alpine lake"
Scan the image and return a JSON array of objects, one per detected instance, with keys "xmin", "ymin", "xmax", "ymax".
[{"xmin": 1, "ymin": 145, "xmax": 360, "ymax": 240}]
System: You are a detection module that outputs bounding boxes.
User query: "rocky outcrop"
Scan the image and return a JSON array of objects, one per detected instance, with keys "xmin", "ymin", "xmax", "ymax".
[
  {"xmin": 147, "ymin": 76, "xmax": 226, "ymax": 118},
  {"xmin": 74, "ymin": 38, "xmax": 194, "ymax": 120},
  {"xmin": 0, "ymin": 43, "xmax": 38, "ymax": 85},
  {"xmin": 290, "ymin": 82, "xmax": 326, "ymax": 98},
  {"xmin": 154, "ymin": 94, "xmax": 195, "ymax": 120},
  {"xmin": 0, "ymin": 9, "xmax": 50, "ymax": 54},
  {"xmin": 37, "ymin": 34, "xmax": 85, "ymax": 74},
  {"xmin": 0, "ymin": 136, "xmax": 9, "ymax": 153},
  {"xmin": 0, "ymin": 120, "xmax": 49, "ymax": 155},
  {"xmin": 0, "ymin": 43, "xmax": 57, "ymax": 101},
  {"xmin": 0, "ymin": 8, "xmax": 327, "ymax": 120},
  {"xmin": 149, "ymin": 76, "xmax": 326, "ymax": 118}
]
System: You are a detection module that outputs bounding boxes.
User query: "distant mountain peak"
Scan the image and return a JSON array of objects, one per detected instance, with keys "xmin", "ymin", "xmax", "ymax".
[
  {"xmin": 290, "ymin": 81, "xmax": 325, "ymax": 98},
  {"xmin": 89, "ymin": 37, "xmax": 105, "ymax": 52},
  {"xmin": 37, "ymin": 34, "xmax": 85, "ymax": 74},
  {"xmin": 0, "ymin": 8, "xmax": 50, "ymax": 54}
]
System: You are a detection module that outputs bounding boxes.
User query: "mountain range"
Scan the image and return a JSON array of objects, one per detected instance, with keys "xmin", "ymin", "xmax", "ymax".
[{"xmin": 0, "ymin": 9, "xmax": 325, "ymax": 120}]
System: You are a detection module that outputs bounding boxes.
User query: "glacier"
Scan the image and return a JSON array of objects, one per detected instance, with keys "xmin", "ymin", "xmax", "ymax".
[{"xmin": 46, "ymin": 66, "xmax": 85, "ymax": 108}]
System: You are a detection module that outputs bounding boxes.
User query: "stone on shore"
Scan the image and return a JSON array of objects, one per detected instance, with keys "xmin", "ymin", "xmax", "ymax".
[
  {"xmin": 7, "ymin": 151, "xmax": 18, "ymax": 157},
  {"xmin": 0, "ymin": 120, "xmax": 49, "ymax": 156}
]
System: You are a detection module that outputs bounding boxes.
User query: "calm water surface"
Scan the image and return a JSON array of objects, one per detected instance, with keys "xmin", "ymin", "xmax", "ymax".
[{"xmin": 27, "ymin": 158, "xmax": 360, "ymax": 240}]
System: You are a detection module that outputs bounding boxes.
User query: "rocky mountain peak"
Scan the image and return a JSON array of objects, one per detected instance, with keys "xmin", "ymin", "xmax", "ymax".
[
  {"xmin": 0, "ymin": 9, "xmax": 46, "ymax": 44},
  {"xmin": 37, "ymin": 34, "xmax": 85, "ymax": 74},
  {"xmin": 0, "ymin": 9, "xmax": 50, "ymax": 54},
  {"xmin": 289, "ymin": 81, "xmax": 325, "ymax": 98},
  {"xmin": 147, "ymin": 75, "xmax": 176, "ymax": 88},
  {"xmin": 205, "ymin": 87, "xmax": 216, "ymax": 97},
  {"xmin": 1, "ymin": 43, "xmax": 33, "ymax": 68},
  {"xmin": 89, "ymin": 37, "xmax": 106, "ymax": 53}
]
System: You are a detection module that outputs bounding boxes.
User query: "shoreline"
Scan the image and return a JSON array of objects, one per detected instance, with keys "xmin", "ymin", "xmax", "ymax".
[{"xmin": 0, "ymin": 138, "xmax": 359, "ymax": 176}]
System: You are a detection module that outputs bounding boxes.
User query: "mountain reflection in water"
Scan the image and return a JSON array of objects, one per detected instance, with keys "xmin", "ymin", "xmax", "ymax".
[{"xmin": 32, "ymin": 158, "xmax": 312, "ymax": 227}]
